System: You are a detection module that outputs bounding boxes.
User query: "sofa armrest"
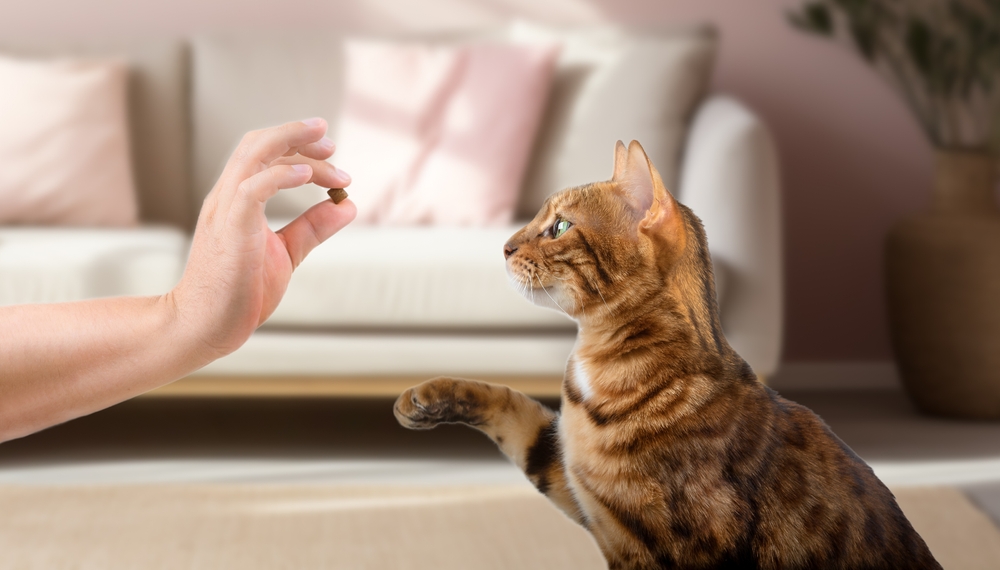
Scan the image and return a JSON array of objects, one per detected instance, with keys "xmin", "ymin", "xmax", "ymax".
[{"xmin": 677, "ymin": 95, "xmax": 783, "ymax": 377}]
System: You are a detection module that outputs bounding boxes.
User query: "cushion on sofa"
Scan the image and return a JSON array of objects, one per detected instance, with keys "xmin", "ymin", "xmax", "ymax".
[
  {"xmin": 264, "ymin": 222, "xmax": 574, "ymax": 329},
  {"xmin": 0, "ymin": 227, "xmax": 187, "ymax": 305},
  {"xmin": 189, "ymin": 31, "xmax": 507, "ymax": 221},
  {"xmin": 0, "ymin": 55, "xmax": 138, "ymax": 227},
  {"xmin": 510, "ymin": 22, "xmax": 718, "ymax": 219},
  {"xmin": 336, "ymin": 39, "xmax": 559, "ymax": 226},
  {"xmin": 0, "ymin": 40, "xmax": 193, "ymax": 229}
]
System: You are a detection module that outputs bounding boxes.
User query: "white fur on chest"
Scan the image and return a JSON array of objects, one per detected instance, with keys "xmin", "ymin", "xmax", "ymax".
[{"xmin": 572, "ymin": 357, "xmax": 594, "ymax": 400}]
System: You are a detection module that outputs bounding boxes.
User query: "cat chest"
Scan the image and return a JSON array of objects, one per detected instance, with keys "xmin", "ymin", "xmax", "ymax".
[
  {"xmin": 559, "ymin": 408, "xmax": 749, "ymax": 556},
  {"xmin": 570, "ymin": 357, "xmax": 595, "ymax": 400},
  {"xmin": 558, "ymin": 401, "xmax": 635, "ymax": 469}
]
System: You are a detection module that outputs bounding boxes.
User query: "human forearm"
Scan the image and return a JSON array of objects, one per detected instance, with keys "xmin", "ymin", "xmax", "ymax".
[
  {"xmin": 0, "ymin": 118, "xmax": 353, "ymax": 443},
  {"xmin": 0, "ymin": 294, "xmax": 210, "ymax": 442}
]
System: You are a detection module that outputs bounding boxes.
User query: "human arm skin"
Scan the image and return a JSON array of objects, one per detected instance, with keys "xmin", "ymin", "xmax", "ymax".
[{"xmin": 0, "ymin": 118, "xmax": 355, "ymax": 442}]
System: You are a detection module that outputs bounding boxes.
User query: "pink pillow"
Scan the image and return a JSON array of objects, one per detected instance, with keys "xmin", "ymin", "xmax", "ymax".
[
  {"xmin": 335, "ymin": 40, "xmax": 558, "ymax": 226},
  {"xmin": 0, "ymin": 55, "xmax": 138, "ymax": 226}
]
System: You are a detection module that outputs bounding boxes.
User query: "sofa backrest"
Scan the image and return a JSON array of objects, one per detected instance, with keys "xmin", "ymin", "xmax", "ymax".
[
  {"xmin": 0, "ymin": 39, "xmax": 193, "ymax": 229},
  {"xmin": 189, "ymin": 26, "xmax": 717, "ymax": 222},
  {"xmin": 510, "ymin": 23, "xmax": 717, "ymax": 219},
  {"xmin": 190, "ymin": 34, "xmax": 348, "ymax": 219}
]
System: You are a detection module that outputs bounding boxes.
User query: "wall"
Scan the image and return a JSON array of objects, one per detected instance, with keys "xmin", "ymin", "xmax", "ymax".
[{"xmin": 1, "ymin": 0, "xmax": 940, "ymax": 363}]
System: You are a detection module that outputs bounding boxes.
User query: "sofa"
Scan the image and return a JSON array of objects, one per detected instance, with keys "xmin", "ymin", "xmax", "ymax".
[{"xmin": 0, "ymin": 26, "xmax": 782, "ymax": 397}]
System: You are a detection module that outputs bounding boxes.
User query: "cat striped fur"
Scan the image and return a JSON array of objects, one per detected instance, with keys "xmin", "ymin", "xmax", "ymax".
[{"xmin": 394, "ymin": 141, "xmax": 940, "ymax": 570}]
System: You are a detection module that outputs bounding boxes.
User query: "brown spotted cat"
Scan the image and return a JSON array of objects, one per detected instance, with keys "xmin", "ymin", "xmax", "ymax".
[{"xmin": 394, "ymin": 141, "xmax": 940, "ymax": 570}]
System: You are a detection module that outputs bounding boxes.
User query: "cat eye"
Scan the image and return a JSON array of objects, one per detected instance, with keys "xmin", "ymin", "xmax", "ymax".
[{"xmin": 552, "ymin": 218, "xmax": 572, "ymax": 239}]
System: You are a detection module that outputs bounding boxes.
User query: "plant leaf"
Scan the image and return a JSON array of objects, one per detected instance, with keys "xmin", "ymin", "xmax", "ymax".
[
  {"xmin": 906, "ymin": 18, "xmax": 932, "ymax": 78},
  {"xmin": 788, "ymin": 2, "xmax": 834, "ymax": 35},
  {"xmin": 850, "ymin": 20, "xmax": 878, "ymax": 60}
]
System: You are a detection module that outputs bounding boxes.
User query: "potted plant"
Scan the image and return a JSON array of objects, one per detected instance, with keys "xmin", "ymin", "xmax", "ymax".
[{"xmin": 789, "ymin": 0, "xmax": 1000, "ymax": 418}]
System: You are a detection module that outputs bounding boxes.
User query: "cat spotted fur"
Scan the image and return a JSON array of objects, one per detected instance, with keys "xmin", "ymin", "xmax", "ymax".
[{"xmin": 395, "ymin": 141, "xmax": 940, "ymax": 570}]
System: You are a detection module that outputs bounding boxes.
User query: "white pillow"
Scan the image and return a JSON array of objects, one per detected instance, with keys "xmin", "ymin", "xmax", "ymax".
[
  {"xmin": 0, "ymin": 55, "xmax": 139, "ymax": 226},
  {"xmin": 509, "ymin": 22, "xmax": 718, "ymax": 219}
]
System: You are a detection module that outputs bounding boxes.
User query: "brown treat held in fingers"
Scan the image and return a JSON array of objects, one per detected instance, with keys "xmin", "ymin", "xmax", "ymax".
[{"xmin": 327, "ymin": 188, "xmax": 348, "ymax": 204}]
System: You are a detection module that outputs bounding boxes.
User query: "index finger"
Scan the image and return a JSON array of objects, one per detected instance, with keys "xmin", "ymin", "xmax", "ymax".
[{"xmin": 226, "ymin": 118, "xmax": 328, "ymax": 179}]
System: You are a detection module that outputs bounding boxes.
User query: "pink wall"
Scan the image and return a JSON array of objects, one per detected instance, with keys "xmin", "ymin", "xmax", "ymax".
[
  {"xmin": 596, "ymin": 1, "xmax": 935, "ymax": 362},
  {"xmin": 1, "ymin": 0, "xmax": 937, "ymax": 362}
]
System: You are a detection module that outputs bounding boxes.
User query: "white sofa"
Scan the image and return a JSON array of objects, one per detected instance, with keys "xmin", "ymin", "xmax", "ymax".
[{"xmin": 0, "ymin": 29, "xmax": 782, "ymax": 396}]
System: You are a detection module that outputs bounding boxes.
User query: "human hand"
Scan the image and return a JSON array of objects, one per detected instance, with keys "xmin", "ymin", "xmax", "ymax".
[{"xmin": 169, "ymin": 118, "xmax": 355, "ymax": 359}]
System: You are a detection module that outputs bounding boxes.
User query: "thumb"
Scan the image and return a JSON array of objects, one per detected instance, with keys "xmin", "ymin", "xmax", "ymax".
[{"xmin": 276, "ymin": 199, "xmax": 358, "ymax": 269}]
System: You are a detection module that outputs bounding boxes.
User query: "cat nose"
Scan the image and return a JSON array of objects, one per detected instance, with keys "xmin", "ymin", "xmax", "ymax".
[{"xmin": 503, "ymin": 242, "xmax": 518, "ymax": 259}]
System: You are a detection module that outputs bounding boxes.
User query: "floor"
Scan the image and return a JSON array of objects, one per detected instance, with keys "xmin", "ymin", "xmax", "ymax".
[{"xmin": 1, "ymin": 389, "xmax": 1000, "ymax": 523}]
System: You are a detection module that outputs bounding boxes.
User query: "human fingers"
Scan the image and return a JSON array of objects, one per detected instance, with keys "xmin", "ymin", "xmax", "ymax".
[
  {"xmin": 269, "ymin": 155, "xmax": 351, "ymax": 189},
  {"xmin": 229, "ymin": 164, "xmax": 314, "ymax": 232},
  {"xmin": 276, "ymin": 198, "xmax": 357, "ymax": 269},
  {"xmin": 226, "ymin": 118, "xmax": 328, "ymax": 180},
  {"xmin": 282, "ymin": 137, "xmax": 336, "ymax": 161},
  {"xmin": 210, "ymin": 119, "xmax": 327, "ymax": 216}
]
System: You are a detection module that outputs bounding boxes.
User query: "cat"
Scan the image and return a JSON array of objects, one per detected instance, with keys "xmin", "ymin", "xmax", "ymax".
[{"xmin": 394, "ymin": 141, "xmax": 941, "ymax": 570}]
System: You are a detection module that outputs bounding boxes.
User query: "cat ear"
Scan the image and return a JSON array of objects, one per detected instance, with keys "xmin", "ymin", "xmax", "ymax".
[
  {"xmin": 612, "ymin": 140, "xmax": 678, "ymax": 234},
  {"xmin": 612, "ymin": 140, "xmax": 629, "ymax": 181}
]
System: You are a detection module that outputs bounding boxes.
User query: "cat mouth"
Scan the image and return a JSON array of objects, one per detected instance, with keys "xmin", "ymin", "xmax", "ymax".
[
  {"xmin": 507, "ymin": 271, "xmax": 536, "ymax": 295},
  {"xmin": 506, "ymin": 270, "xmax": 571, "ymax": 315},
  {"xmin": 507, "ymin": 266, "xmax": 547, "ymax": 290}
]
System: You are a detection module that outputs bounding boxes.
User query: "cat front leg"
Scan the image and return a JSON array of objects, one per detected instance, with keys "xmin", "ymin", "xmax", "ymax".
[
  {"xmin": 394, "ymin": 377, "xmax": 584, "ymax": 523},
  {"xmin": 394, "ymin": 377, "xmax": 554, "ymax": 465}
]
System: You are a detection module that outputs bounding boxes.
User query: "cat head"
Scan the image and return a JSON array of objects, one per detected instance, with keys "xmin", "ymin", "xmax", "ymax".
[{"xmin": 504, "ymin": 140, "xmax": 708, "ymax": 324}]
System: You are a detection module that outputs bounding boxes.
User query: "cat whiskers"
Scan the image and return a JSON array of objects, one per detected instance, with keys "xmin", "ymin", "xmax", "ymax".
[
  {"xmin": 549, "ymin": 272, "xmax": 609, "ymax": 317},
  {"xmin": 510, "ymin": 271, "xmax": 536, "ymax": 305},
  {"xmin": 509, "ymin": 273, "xmax": 528, "ymax": 301},
  {"xmin": 558, "ymin": 270, "xmax": 611, "ymax": 316},
  {"xmin": 594, "ymin": 282, "xmax": 611, "ymax": 314},
  {"xmin": 533, "ymin": 270, "xmax": 569, "ymax": 316}
]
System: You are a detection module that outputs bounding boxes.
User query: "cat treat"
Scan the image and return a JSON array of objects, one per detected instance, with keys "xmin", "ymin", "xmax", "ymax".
[{"xmin": 327, "ymin": 187, "xmax": 348, "ymax": 204}]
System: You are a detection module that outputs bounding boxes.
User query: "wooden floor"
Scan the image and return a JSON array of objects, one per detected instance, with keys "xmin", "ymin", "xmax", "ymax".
[{"xmin": 147, "ymin": 375, "xmax": 566, "ymax": 398}]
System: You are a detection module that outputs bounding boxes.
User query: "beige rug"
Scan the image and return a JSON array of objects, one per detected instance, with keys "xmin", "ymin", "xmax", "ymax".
[
  {"xmin": 0, "ymin": 484, "xmax": 997, "ymax": 569},
  {"xmin": 894, "ymin": 487, "xmax": 1000, "ymax": 570}
]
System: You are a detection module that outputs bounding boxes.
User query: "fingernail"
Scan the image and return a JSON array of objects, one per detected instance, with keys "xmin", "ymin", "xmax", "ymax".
[
  {"xmin": 336, "ymin": 166, "xmax": 351, "ymax": 183},
  {"xmin": 302, "ymin": 117, "xmax": 325, "ymax": 127},
  {"xmin": 292, "ymin": 164, "xmax": 311, "ymax": 174},
  {"xmin": 318, "ymin": 137, "xmax": 335, "ymax": 151}
]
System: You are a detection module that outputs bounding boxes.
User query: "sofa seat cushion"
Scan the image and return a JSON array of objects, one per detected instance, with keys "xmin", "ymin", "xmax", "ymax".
[
  {"xmin": 0, "ymin": 226, "xmax": 187, "ymax": 305},
  {"xmin": 266, "ymin": 222, "xmax": 574, "ymax": 330}
]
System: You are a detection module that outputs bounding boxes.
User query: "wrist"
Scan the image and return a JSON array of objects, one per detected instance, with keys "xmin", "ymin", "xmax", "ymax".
[{"xmin": 159, "ymin": 289, "xmax": 224, "ymax": 373}]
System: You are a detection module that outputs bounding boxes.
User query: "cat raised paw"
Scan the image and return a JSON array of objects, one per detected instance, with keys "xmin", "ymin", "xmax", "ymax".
[{"xmin": 393, "ymin": 377, "xmax": 487, "ymax": 430}]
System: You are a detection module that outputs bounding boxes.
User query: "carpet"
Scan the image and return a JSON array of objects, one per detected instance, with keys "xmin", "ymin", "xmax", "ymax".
[{"xmin": 0, "ymin": 484, "xmax": 998, "ymax": 569}]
